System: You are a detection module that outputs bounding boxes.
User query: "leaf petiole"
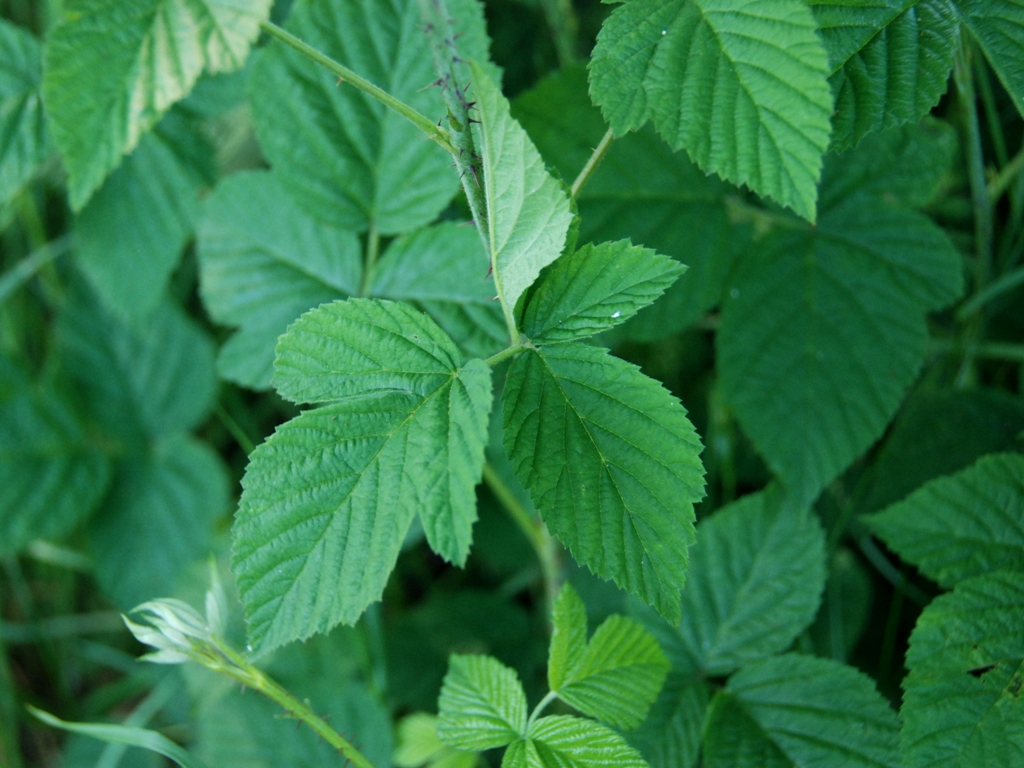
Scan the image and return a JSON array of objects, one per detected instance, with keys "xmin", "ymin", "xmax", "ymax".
[{"xmin": 525, "ymin": 690, "xmax": 559, "ymax": 732}]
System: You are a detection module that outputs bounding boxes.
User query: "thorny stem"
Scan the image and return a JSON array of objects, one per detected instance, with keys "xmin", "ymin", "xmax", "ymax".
[
  {"xmin": 209, "ymin": 641, "xmax": 378, "ymax": 768},
  {"xmin": 482, "ymin": 463, "xmax": 560, "ymax": 619},
  {"xmin": 258, "ymin": 20, "xmax": 456, "ymax": 156},
  {"xmin": 570, "ymin": 129, "xmax": 614, "ymax": 199}
]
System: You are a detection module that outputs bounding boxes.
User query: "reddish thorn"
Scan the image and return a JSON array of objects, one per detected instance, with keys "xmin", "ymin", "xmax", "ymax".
[{"xmin": 336, "ymin": 76, "xmax": 345, "ymax": 85}]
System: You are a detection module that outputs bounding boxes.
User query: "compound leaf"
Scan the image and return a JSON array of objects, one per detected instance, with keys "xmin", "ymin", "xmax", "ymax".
[
  {"xmin": 955, "ymin": 0, "xmax": 1024, "ymax": 117},
  {"xmin": 234, "ymin": 300, "xmax": 492, "ymax": 650},
  {"xmin": 0, "ymin": 358, "xmax": 110, "ymax": 557},
  {"xmin": 704, "ymin": 654, "xmax": 901, "ymax": 768},
  {"xmin": 902, "ymin": 571, "xmax": 1024, "ymax": 768},
  {"xmin": 718, "ymin": 138, "xmax": 963, "ymax": 505},
  {"xmin": 502, "ymin": 343, "xmax": 705, "ymax": 624},
  {"xmin": 369, "ymin": 222, "xmax": 508, "ymax": 358},
  {"xmin": 438, "ymin": 654, "xmax": 527, "ymax": 751},
  {"xmin": 89, "ymin": 435, "xmax": 228, "ymax": 609},
  {"xmin": 249, "ymin": 0, "xmax": 486, "ymax": 233},
  {"xmin": 197, "ymin": 170, "xmax": 361, "ymax": 389},
  {"xmin": 589, "ymin": 0, "xmax": 833, "ymax": 221},
  {"xmin": 519, "ymin": 241, "xmax": 684, "ymax": 344},
  {"xmin": 866, "ymin": 453, "xmax": 1024, "ymax": 588},
  {"xmin": 635, "ymin": 488, "xmax": 826, "ymax": 678},
  {"xmin": 76, "ymin": 111, "xmax": 213, "ymax": 322},
  {"xmin": 513, "ymin": 716, "xmax": 648, "ymax": 768},
  {"xmin": 810, "ymin": 0, "xmax": 958, "ymax": 150},
  {"xmin": 0, "ymin": 19, "xmax": 48, "ymax": 208},
  {"xmin": 471, "ymin": 61, "xmax": 574, "ymax": 317},
  {"xmin": 43, "ymin": 0, "xmax": 270, "ymax": 209}
]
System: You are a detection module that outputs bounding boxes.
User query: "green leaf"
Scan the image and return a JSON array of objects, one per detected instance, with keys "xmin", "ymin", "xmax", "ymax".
[
  {"xmin": 437, "ymin": 654, "xmax": 527, "ymax": 751},
  {"xmin": 0, "ymin": 357, "xmax": 110, "ymax": 557},
  {"xmin": 548, "ymin": 584, "xmax": 588, "ymax": 693},
  {"xmin": 589, "ymin": 0, "xmax": 833, "ymax": 221},
  {"xmin": 807, "ymin": 548, "xmax": 874, "ymax": 662},
  {"xmin": 810, "ymin": 1, "xmax": 958, "ymax": 150},
  {"xmin": 512, "ymin": 716, "xmax": 648, "ymax": 768},
  {"xmin": 249, "ymin": 0, "xmax": 486, "ymax": 233},
  {"xmin": 717, "ymin": 168, "xmax": 963, "ymax": 505},
  {"xmin": 394, "ymin": 713, "xmax": 477, "ymax": 768},
  {"xmin": 197, "ymin": 170, "xmax": 361, "ymax": 389},
  {"xmin": 234, "ymin": 300, "xmax": 492, "ymax": 650},
  {"xmin": 502, "ymin": 343, "xmax": 704, "ymax": 624},
  {"xmin": 43, "ymin": 0, "xmax": 270, "ymax": 209},
  {"xmin": 865, "ymin": 453, "xmax": 1024, "ymax": 588},
  {"xmin": 89, "ymin": 435, "xmax": 228, "ymax": 609},
  {"xmin": 902, "ymin": 571, "xmax": 1024, "ymax": 768},
  {"xmin": 369, "ymin": 222, "xmax": 508, "ymax": 358},
  {"xmin": 513, "ymin": 67, "xmax": 744, "ymax": 343},
  {"xmin": 955, "ymin": 0, "xmax": 1024, "ymax": 117},
  {"xmin": 630, "ymin": 677, "xmax": 710, "ymax": 768},
  {"xmin": 471, "ymin": 62, "xmax": 574, "ymax": 318},
  {"xmin": 0, "ymin": 19, "xmax": 49, "ymax": 208},
  {"xmin": 76, "ymin": 111, "xmax": 213, "ymax": 322},
  {"xmin": 56, "ymin": 289, "xmax": 218, "ymax": 445},
  {"xmin": 704, "ymin": 654, "xmax": 901, "ymax": 768},
  {"xmin": 29, "ymin": 706, "xmax": 211, "ymax": 768},
  {"xmin": 634, "ymin": 488, "xmax": 825, "ymax": 677},
  {"xmin": 519, "ymin": 241, "xmax": 684, "ymax": 344}
]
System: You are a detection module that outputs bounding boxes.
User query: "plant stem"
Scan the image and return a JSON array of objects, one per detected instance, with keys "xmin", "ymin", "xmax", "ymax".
[
  {"xmin": 361, "ymin": 223, "xmax": 380, "ymax": 296},
  {"xmin": 930, "ymin": 337, "xmax": 1024, "ymax": 363},
  {"xmin": 539, "ymin": 0, "xmax": 580, "ymax": 68},
  {"xmin": 0, "ymin": 593, "xmax": 23, "ymax": 768},
  {"xmin": 258, "ymin": 20, "xmax": 456, "ymax": 156},
  {"xmin": 956, "ymin": 263, "xmax": 1024, "ymax": 319},
  {"xmin": 570, "ymin": 129, "xmax": 614, "ymax": 199},
  {"xmin": 0, "ymin": 234, "xmax": 73, "ymax": 307},
  {"xmin": 485, "ymin": 343, "xmax": 526, "ymax": 368},
  {"xmin": 989, "ymin": 146, "xmax": 1024, "ymax": 203},
  {"xmin": 482, "ymin": 463, "xmax": 560, "ymax": 616},
  {"xmin": 955, "ymin": 38, "xmax": 993, "ymax": 291},
  {"xmin": 214, "ymin": 402, "xmax": 256, "ymax": 455},
  {"xmin": 526, "ymin": 690, "xmax": 559, "ymax": 732},
  {"xmin": 212, "ymin": 642, "xmax": 378, "ymax": 768}
]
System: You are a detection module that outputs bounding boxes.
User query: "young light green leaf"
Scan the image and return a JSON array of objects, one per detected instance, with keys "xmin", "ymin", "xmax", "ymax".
[
  {"xmin": 513, "ymin": 67, "xmax": 744, "ymax": 343},
  {"xmin": 470, "ymin": 62, "xmax": 574, "ymax": 321},
  {"xmin": 89, "ymin": 435, "xmax": 229, "ymax": 609},
  {"xmin": 902, "ymin": 571, "xmax": 1024, "ymax": 768},
  {"xmin": 548, "ymin": 584, "xmax": 589, "ymax": 693},
  {"xmin": 43, "ymin": 0, "xmax": 270, "ymax": 209},
  {"xmin": 589, "ymin": 0, "xmax": 833, "ymax": 221},
  {"xmin": 249, "ymin": 0, "xmax": 469, "ymax": 233},
  {"xmin": 634, "ymin": 488, "xmax": 825, "ymax": 678},
  {"xmin": 0, "ymin": 358, "xmax": 110, "ymax": 558},
  {"xmin": 197, "ymin": 171, "xmax": 361, "ymax": 389},
  {"xmin": 502, "ymin": 343, "xmax": 705, "ymax": 624},
  {"xmin": 810, "ymin": 1, "xmax": 958, "ymax": 150},
  {"xmin": 955, "ymin": 0, "xmax": 1024, "ymax": 117},
  {"xmin": 0, "ymin": 19, "xmax": 49, "ymax": 208},
  {"xmin": 704, "ymin": 654, "xmax": 901, "ymax": 768},
  {"xmin": 56, "ymin": 288, "xmax": 218, "ymax": 446},
  {"xmin": 555, "ymin": 613, "xmax": 669, "ymax": 730},
  {"xmin": 630, "ymin": 677, "xmax": 710, "ymax": 768},
  {"xmin": 369, "ymin": 222, "xmax": 509, "ymax": 358},
  {"xmin": 234, "ymin": 300, "xmax": 492, "ymax": 650},
  {"xmin": 29, "ymin": 706, "xmax": 212, "ymax": 768},
  {"xmin": 76, "ymin": 111, "xmax": 212, "ymax": 322},
  {"xmin": 865, "ymin": 453, "xmax": 1024, "ymax": 587},
  {"xmin": 519, "ymin": 241, "xmax": 684, "ymax": 344},
  {"xmin": 437, "ymin": 655, "xmax": 527, "ymax": 751},
  {"xmin": 394, "ymin": 713, "xmax": 477, "ymax": 768},
  {"xmin": 718, "ymin": 196, "xmax": 963, "ymax": 506},
  {"xmin": 514, "ymin": 716, "xmax": 648, "ymax": 768}
]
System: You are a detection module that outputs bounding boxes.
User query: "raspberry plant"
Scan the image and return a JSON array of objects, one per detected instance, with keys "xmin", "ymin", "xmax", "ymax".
[{"xmin": 1, "ymin": 0, "xmax": 1024, "ymax": 767}]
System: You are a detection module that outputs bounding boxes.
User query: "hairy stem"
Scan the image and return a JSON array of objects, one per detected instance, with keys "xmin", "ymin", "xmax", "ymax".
[
  {"xmin": 571, "ymin": 129, "xmax": 614, "ymax": 199},
  {"xmin": 259, "ymin": 20, "xmax": 456, "ymax": 155}
]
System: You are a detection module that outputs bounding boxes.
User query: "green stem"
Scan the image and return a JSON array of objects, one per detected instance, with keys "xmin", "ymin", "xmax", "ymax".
[
  {"xmin": 539, "ymin": 0, "xmax": 580, "ymax": 68},
  {"xmin": 361, "ymin": 223, "xmax": 380, "ymax": 296},
  {"xmin": 258, "ymin": 20, "xmax": 455, "ymax": 156},
  {"xmin": 526, "ymin": 690, "xmax": 559, "ymax": 732},
  {"xmin": 0, "ymin": 594, "xmax": 23, "ymax": 768},
  {"xmin": 214, "ymin": 402, "xmax": 256, "ymax": 455},
  {"xmin": 570, "ymin": 129, "xmax": 614, "ymax": 199},
  {"xmin": 484, "ymin": 343, "xmax": 526, "ymax": 368},
  {"xmin": 956, "ymin": 263, "xmax": 1024, "ymax": 319},
  {"xmin": 955, "ymin": 38, "xmax": 993, "ymax": 291},
  {"xmin": 931, "ymin": 337, "xmax": 1024, "ymax": 363},
  {"xmin": 0, "ymin": 234, "xmax": 73, "ymax": 307},
  {"xmin": 212, "ymin": 642, "xmax": 378, "ymax": 768},
  {"xmin": 989, "ymin": 146, "xmax": 1024, "ymax": 203}
]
